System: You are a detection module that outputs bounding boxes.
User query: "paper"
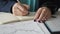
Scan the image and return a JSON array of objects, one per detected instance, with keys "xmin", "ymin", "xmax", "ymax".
[
  {"xmin": 45, "ymin": 11, "xmax": 60, "ymax": 32},
  {"xmin": 0, "ymin": 20, "xmax": 44, "ymax": 34}
]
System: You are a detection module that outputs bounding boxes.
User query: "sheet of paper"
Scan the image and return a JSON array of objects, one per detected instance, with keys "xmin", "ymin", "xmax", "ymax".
[
  {"xmin": 0, "ymin": 20, "xmax": 45, "ymax": 34},
  {"xmin": 37, "ymin": 23, "xmax": 50, "ymax": 34}
]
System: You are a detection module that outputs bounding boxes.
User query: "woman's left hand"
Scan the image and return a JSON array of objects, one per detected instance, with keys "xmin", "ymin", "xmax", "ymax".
[{"xmin": 34, "ymin": 7, "xmax": 51, "ymax": 23}]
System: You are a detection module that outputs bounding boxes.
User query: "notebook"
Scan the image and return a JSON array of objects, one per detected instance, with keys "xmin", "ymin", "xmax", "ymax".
[
  {"xmin": 0, "ymin": 12, "xmax": 35, "ymax": 24},
  {"xmin": 44, "ymin": 11, "xmax": 60, "ymax": 34},
  {"xmin": 0, "ymin": 12, "xmax": 50, "ymax": 34},
  {"xmin": 0, "ymin": 20, "xmax": 50, "ymax": 34},
  {"xmin": 0, "ymin": 12, "xmax": 60, "ymax": 34}
]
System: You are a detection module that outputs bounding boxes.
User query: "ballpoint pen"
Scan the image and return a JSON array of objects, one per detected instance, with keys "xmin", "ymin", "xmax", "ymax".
[{"xmin": 17, "ymin": 0, "xmax": 21, "ymax": 4}]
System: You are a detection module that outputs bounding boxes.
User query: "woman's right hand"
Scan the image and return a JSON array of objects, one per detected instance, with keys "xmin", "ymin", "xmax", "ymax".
[{"xmin": 12, "ymin": 3, "xmax": 29, "ymax": 16}]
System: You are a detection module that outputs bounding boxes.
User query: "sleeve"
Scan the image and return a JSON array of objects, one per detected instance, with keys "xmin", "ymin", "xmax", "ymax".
[
  {"xmin": 41, "ymin": 0, "xmax": 59, "ymax": 14},
  {"xmin": 0, "ymin": 0, "xmax": 17, "ymax": 13}
]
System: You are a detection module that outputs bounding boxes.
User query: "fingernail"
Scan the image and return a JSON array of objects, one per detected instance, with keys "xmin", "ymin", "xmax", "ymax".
[
  {"xmin": 34, "ymin": 20, "xmax": 36, "ymax": 22},
  {"xmin": 38, "ymin": 21, "xmax": 41, "ymax": 23}
]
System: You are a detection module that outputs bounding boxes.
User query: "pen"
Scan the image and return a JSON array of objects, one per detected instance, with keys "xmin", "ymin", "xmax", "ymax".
[
  {"xmin": 17, "ymin": 0, "xmax": 24, "ymax": 8},
  {"xmin": 17, "ymin": 0, "xmax": 21, "ymax": 4}
]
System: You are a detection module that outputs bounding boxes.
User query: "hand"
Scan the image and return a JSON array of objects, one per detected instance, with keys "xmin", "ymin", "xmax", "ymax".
[
  {"xmin": 12, "ymin": 3, "xmax": 29, "ymax": 16},
  {"xmin": 34, "ymin": 7, "xmax": 51, "ymax": 23}
]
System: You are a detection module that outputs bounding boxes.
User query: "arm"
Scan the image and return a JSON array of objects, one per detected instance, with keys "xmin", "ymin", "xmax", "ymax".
[{"xmin": 0, "ymin": 0, "xmax": 17, "ymax": 13}]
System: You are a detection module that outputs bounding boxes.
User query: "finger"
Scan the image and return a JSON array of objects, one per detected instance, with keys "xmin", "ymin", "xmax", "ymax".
[
  {"xmin": 13, "ymin": 8, "xmax": 23, "ymax": 16},
  {"xmin": 12, "ymin": 6, "xmax": 17, "ymax": 15},
  {"xmin": 23, "ymin": 4, "xmax": 30, "ymax": 10},
  {"xmin": 42, "ymin": 8, "xmax": 51, "ymax": 21},
  {"xmin": 16, "ymin": 8, "xmax": 29, "ymax": 16},
  {"xmin": 17, "ymin": 5, "xmax": 29, "ymax": 15},
  {"xmin": 44, "ymin": 12, "xmax": 51, "ymax": 21},
  {"xmin": 12, "ymin": 5, "xmax": 23, "ymax": 15},
  {"xmin": 34, "ymin": 8, "xmax": 43, "ymax": 20},
  {"xmin": 42, "ymin": 17, "xmax": 46, "ymax": 21},
  {"xmin": 13, "ymin": 6, "xmax": 27, "ymax": 16},
  {"xmin": 44, "ymin": 15, "xmax": 49, "ymax": 21},
  {"xmin": 41, "ymin": 12, "xmax": 48, "ymax": 23},
  {"xmin": 17, "ymin": 3, "xmax": 28, "ymax": 13},
  {"xmin": 37, "ymin": 8, "xmax": 47, "ymax": 22},
  {"xmin": 17, "ymin": 3, "xmax": 24, "ymax": 11},
  {"xmin": 17, "ymin": 7, "xmax": 29, "ymax": 16},
  {"xmin": 42, "ymin": 10, "xmax": 48, "ymax": 21}
]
